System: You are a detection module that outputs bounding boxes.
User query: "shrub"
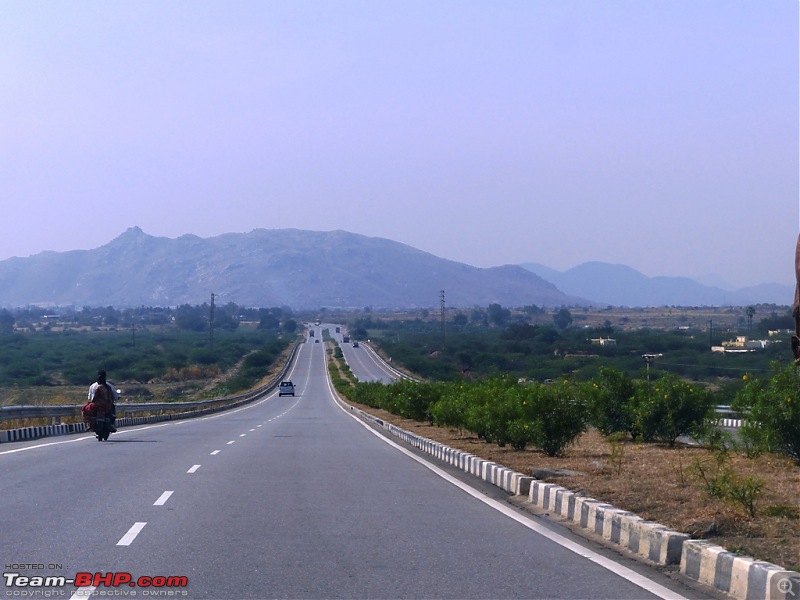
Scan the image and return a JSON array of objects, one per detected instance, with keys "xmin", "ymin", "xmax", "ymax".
[
  {"xmin": 630, "ymin": 374, "xmax": 715, "ymax": 446},
  {"xmin": 691, "ymin": 448, "xmax": 765, "ymax": 518},
  {"xmin": 733, "ymin": 363, "xmax": 800, "ymax": 464},
  {"xmin": 430, "ymin": 385, "xmax": 469, "ymax": 431},
  {"xmin": 521, "ymin": 380, "xmax": 587, "ymax": 457},
  {"xmin": 585, "ymin": 367, "xmax": 636, "ymax": 436},
  {"xmin": 507, "ymin": 418, "xmax": 535, "ymax": 451},
  {"xmin": 392, "ymin": 380, "xmax": 442, "ymax": 422}
]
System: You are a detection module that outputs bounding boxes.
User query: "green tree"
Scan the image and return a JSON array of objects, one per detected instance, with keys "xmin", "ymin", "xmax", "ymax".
[
  {"xmin": 0, "ymin": 309, "xmax": 14, "ymax": 335},
  {"xmin": 745, "ymin": 306, "xmax": 755, "ymax": 332},
  {"xmin": 175, "ymin": 304, "xmax": 207, "ymax": 332},
  {"xmin": 521, "ymin": 380, "xmax": 587, "ymax": 456},
  {"xmin": 631, "ymin": 374, "xmax": 715, "ymax": 447},
  {"xmin": 553, "ymin": 308, "xmax": 573, "ymax": 330},
  {"xmin": 585, "ymin": 367, "xmax": 636, "ymax": 436},
  {"xmin": 487, "ymin": 303, "xmax": 510, "ymax": 326},
  {"xmin": 733, "ymin": 364, "xmax": 800, "ymax": 463}
]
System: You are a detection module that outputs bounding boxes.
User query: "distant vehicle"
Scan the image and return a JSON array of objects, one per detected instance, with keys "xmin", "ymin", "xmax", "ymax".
[
  {"xmin": 309, "ymin": 330, "xmax": 314, "ymax": 337},
  {"xmin": 315, "ymin": 339, "xmax": 320, "ymax": 343},
  {"xmin": 335, "ymin": 327, "xmax": 340, "ymax": 333},
  {"xmin": 315, "ymin": 320, "xmax": 320, "ymax": 326},
  {"xmin": 342, "ymin": 336, "xmax": 350, "ymax": 343},
  {"xmin": 279, "ymin": 381, "xmax": 295, "ymax": 396},
  {"xmin": 352, "ymin": 341, "xmax": 359, "ymax": 348}
]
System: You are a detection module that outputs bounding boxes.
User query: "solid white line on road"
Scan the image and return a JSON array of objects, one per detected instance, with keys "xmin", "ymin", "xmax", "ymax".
[
  {"xmin": 154, "ymin": 491, "xmax": 174, "ymax": 506},
  {"xmin": 210, "ymin": 450, "xmax": 220, "ymax": 455},
  {"xmin": 0, "ymin": 345, "xmax": 310, "ymax": 457},
  {"xmin": 187, "ymin": 464, "xmax": 201, "ymax": 473},
  {"xmin": 117, "ymin": 522, "xmax": 147, "ymax": 546},
  {"xmin": 328, "ymin": 379, "xmax": 689, "ymax": 600}
]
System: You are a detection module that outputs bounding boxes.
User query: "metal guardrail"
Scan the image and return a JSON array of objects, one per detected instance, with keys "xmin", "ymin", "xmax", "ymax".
[
  {"xmin": 0, "ymin": 341, "xmax": 301, "ymax": 426},
  {"xmin": 360, "ymin": 342, "xmax": 419, "ymax": 382}
]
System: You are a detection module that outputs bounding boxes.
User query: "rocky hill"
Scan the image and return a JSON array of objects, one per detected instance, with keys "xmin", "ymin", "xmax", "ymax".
[{"xmin": 0, "ymin": 228, "xmax": 582, "ymax": 309}]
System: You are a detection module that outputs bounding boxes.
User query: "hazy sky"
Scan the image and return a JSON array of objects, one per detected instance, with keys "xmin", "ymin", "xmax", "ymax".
[{"xmin": 1, "ymin": 1, "xmax": 797, "ymax": 289}]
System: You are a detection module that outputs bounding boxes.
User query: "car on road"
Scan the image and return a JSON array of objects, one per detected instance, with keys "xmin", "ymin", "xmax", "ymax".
[
  {"xmin": 352, "ymin": 341, "xmax": 359, "ymax": 348},
  {"xmin": 278, "ymin": 381, "xmax": 295, "ymax": 396}
]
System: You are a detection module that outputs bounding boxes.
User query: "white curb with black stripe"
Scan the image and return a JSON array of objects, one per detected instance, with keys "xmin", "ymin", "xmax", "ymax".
[{"xmin": 344, "ymin": 402, "xmax": 799, "ymax": 600}]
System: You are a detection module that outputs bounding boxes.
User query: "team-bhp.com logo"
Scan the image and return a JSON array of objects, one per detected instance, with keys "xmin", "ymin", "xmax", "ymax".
[{"xmin": 4, "ymin": 572, "xmax": 189, "ymax": 596}]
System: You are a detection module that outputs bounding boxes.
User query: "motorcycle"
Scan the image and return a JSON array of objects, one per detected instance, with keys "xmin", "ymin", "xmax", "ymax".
[
  {"xmin": 82, "ymin": 401, "xmax": 116, "ymax": 441},
  {"xmin": 91, "ymin": 413, "xmax": 113, "ymax": 441}
]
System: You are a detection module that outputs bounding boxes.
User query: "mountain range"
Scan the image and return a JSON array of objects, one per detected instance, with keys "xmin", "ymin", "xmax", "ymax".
[
  {"xmin": 0, "ymin": 228, "xmax": 579, "ymax": 310},
  {"xmin": 0, "ymin": 228, "xmax": 791, "ymax": 310},
  {"xmin": 520, "ymin": 262, "xmax": 793, "ymax": 307}
]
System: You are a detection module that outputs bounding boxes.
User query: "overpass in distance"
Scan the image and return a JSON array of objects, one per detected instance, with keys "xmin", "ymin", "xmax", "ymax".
[{"xmin": 1, "ymin": 325, "xmax": 713, "ymax": 599}]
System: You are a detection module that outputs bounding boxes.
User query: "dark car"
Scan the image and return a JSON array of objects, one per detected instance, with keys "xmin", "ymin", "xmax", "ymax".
[{"xmin": 279, "ymin": 381, "xmax": 295, "ymax": 396}]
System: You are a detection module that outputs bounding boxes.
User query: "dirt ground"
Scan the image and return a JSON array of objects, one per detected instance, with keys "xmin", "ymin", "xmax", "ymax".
[{"xmin": 342, "ymin": 398, "xmax": 800, "ymax": 572}]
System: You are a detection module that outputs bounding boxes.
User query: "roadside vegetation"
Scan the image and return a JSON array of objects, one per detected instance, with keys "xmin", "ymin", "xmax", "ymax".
[
  {"xmin": 327, "ymin": 306, "xmax": 800, "ymax": 571},
  {"xmin": 3, "ymin": 302, "xmax": 799, "ymax": 569},
  {"xmin": 0, "ymin": 303, "xmax": 297, "ymax": 409}
]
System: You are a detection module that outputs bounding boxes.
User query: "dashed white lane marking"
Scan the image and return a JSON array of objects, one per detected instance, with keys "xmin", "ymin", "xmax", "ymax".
[
  {"xmin": 117, "ymin": 522, "xmax": 147, "ymax": 546},
  {"xmin": 1, "ymin": 342, "xmax": 311, "ymax": 457},
  {"xmin": 227, "ymin": 441, "xmax": 235, "ymax": 445},
  {"xmin": 70, "ymin": 587, "xmax": 95, "ymax": 599},
  {"xmin": 154, "ymin": 491, "xmax": 174, "ymax": 506},
  {"xmin": 187, "ymin": 465, "xmax": 201, "ymax": 473},
  {"xmin": 249, "ymin": 428, "xmax": 256, "ymax": 432},
  {"xmin": 239, "ymin": 433, "xmax": 246, "ymax": 437},
  {"xmin": 210, "ymin": 450, "xmax": 220, "ymax": 455}
]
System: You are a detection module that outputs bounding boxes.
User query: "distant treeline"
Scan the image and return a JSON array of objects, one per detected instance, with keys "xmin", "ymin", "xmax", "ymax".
[
  {"xmin": 0, "ymin": 303, "xmax": 297, "ymax": 390},
  {"xmin": 0, "ymin": 303, "xmax": 298, "ymax": 334},
  {"xmin": 346, "ymin": 306, "xmax": 795, "ymax": 386}
]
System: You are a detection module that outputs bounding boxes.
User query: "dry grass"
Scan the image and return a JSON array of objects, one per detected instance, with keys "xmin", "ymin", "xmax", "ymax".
[{"xmin": 343, "ymin": 399, "xmax": 800, "ymax": 572}]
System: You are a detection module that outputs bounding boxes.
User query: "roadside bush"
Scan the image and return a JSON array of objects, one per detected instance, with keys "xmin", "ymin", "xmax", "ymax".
[
  {"xmin": 483, "ymin": 386, "xmax": 523, "ymax": 447},
  {"xmin": 631, "ymin": 374, "xmax": 715, "ymax": 446},
  {"xmin": 691, "ymin": 447, "xmax": 765, "ymax": 518},
  {"xmin": 584, "ymin": 367, "xmax": 636, "ymax": 436},
  {"xmin": 460, "ymin": 377, "xmax": 519, "ymax": 444},
  {"xmin": 507, "ymin": 418, "xmax": 535, "ymax": 451},
  {"xmin": 430, "ymin": 385, "xmax": 469, "ymax": 431},
  {"xmin": 391, "ymin": 380, "xmax": 442, "ymax": 422},
  {"xmin": 733, "ymin": 364, "xmax": 800, "ymax": 464},
  {"xmin": 521, "ymin": 380, "xmax": 587, "ymax": 456}
]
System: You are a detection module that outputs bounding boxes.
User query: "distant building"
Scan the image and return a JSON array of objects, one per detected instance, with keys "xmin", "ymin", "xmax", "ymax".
[
  {"xmin": 712, "ymin": 336, "xmax": 769, "ymax": 354},
  {"xmin": 768, "ymin": 329, "xmax": 792, "ymax": 337},
  {"xmin": 590, "ymin": 337, "xmax": 617, "ymax": 346}
]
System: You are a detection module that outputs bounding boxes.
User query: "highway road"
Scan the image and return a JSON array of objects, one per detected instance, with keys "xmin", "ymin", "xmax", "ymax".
[{"xmin": 0, "ymin": 328, "xmax": 713, "ymax": 599}]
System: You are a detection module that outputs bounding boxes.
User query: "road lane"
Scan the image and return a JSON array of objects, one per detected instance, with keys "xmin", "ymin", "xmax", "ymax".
[{"xmin": 1, "ymin": 338, "xmax": 710, "ymax": 599}]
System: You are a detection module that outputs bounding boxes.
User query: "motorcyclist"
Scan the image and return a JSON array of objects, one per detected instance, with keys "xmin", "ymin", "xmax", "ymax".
[{"xmin": 87, "ymin": 370, "xmax": 119, "ymax": 433}]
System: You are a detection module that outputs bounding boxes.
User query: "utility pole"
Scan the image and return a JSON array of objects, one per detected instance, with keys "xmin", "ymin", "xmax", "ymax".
[
  {"xmin": 210, "ymin": 292, "xmax": 216, "ymax": 350},
  {"xmin": 440, "ymin": 290, "xmax": 446, "ymax": 349}
]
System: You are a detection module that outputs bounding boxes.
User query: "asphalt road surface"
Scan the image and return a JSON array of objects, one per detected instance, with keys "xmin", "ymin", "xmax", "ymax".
[{"xmin": 1, "ymin": 331, "xmax": 714, "ymax": 599}]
